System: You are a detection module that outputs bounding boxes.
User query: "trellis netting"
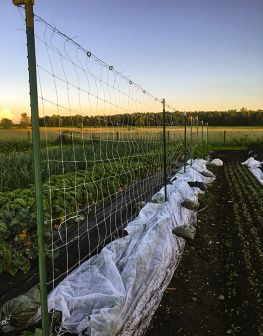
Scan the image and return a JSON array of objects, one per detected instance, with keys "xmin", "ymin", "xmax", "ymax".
[
  {"xmin": 44, "ymin": 159, "xmax": 217, "ymax": 335},
  {"xmin": 0, "ymin": 9, "xmax": 188, "ymax": 304},
  {"xmin": 0, "ymin": 7, "xmax": 216, "ymax": 335}
]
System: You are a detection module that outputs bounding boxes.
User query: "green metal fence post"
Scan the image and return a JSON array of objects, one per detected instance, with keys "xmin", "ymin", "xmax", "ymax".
[
  {"xmin": 196, "ymin": 116, "xmax": 199, "ymax": 144},
  {"xmin": 190, "ymin": 116, "xmax": 193, "ymax": 165},
  {"xmin": 13, "ymin": 0, "xmax": 49, "ymax": 334},
  {"xmin": 184, "ymin": 113, "xmax": 187, "ymax": 173},
  {"xmin": 202, "ymin": 120, "xmax": 204, "ymax": 142},
  {"xmin": 206, "ymin": 122, "xmax": 208, "ymax": 143},
  {"xmin": 162, "ymin": 99, "xmax": 167, "ymax": 201}
]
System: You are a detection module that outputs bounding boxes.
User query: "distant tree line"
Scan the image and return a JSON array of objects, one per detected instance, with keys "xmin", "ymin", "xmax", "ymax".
[
  {"xmin": 2, "ymin": 109, "xmax": 263, "ymax": 130},
  {"xmin": 38, "ymin": 108, "xmax": 263, "ymax": 127},
  {"xmin": 0, "ymin": 113, "xmax": 31, "ymax": 129}
]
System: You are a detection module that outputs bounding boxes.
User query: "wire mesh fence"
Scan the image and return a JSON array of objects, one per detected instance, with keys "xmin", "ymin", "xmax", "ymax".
[{"xmin": 0, "ymin": 5, "xmax": 214, "ymax": 335}]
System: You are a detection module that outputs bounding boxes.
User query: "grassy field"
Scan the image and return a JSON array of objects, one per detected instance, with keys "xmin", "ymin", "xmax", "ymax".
[{"xmin": 1, "ymin": 126, "xmax": 263, "ymax": 146}]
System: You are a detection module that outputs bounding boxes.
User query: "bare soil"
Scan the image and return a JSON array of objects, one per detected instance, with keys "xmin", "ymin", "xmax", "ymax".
[{"xmin": 145, "ymin": 149, "xmax": 262, "ymax": 336}]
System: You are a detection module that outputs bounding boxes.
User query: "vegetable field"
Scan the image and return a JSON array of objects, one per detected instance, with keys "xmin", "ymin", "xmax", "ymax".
[
  {"xmin": 0, "ymin": 138, "xmax": 186, "ymax": 304},
  {"xmin": 223, "ymin": 161, "xmax": 263, "ymax": 334}
]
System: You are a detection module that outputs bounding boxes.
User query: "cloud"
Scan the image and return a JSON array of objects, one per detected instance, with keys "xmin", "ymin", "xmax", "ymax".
[{"xmin": 0, "ymin": 109, "xmax": 18, "ymax": 123}]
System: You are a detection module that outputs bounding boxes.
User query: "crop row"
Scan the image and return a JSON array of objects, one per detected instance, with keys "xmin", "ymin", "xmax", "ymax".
[
  {"xmin": 0, "ymin": 144, "xmax": 181, "ymax": 276},
  {"xmin": 228, "ymin": 164, "xmax": 263, "ymax": 246},
  {"xmin": 223, "ymin": 163, "xmax": 263, "ymax": 333},
  {"xmin": 225, "ymin": 164, "xmax": 263, "ymax": 282},
  {"xmin": 0, "ymin": 140, "xmax": 183, "ymax": 192}
]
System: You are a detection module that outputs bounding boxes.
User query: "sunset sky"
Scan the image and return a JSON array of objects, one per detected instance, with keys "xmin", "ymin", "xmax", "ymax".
[{"xmin": 0, "ymin": 0, "xmax": 263, "ymax": 123}]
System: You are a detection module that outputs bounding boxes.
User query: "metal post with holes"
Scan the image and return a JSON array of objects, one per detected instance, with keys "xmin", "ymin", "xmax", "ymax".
[
  {"xmin": 12, "ymin": 0, "xmax": 49, "ymax": 334},
  {"xmin": 162, "ymin": 99, "xmax": 167, "ymax": 201},
  {"xmin": 184, "ymin": 112, "xmax": 187, "ymax": 173},
  {"xmin": 196, "ymin": 116, "xmax": 199, "ymax": 144},
  {"xmin": 190, "ymin": 116, "xmax": 193, "ymax": 165}
]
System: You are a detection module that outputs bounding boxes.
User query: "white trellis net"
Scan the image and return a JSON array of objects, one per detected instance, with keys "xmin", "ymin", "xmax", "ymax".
[{"xmin": 26, "ymin": 12, "xmax": 186, "ymax": 311}]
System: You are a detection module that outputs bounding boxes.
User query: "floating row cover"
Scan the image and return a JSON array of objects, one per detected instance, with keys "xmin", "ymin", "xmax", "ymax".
[
  {"xmin": 242, "ymin": 157, "xmax": 263, "ymax": 184},
  {"xmin": 0, "ymin": 159, "xmax": 219, "ymax": 335},
  {"xmin": 46, "ymin": 158, "xmax": 217, "ymax": 336}
]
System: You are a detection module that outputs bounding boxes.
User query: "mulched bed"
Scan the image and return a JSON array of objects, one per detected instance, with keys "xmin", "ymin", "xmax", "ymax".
[{"xmin": 145, "ymin": 149, "xmax": 263, "ymax": 336}]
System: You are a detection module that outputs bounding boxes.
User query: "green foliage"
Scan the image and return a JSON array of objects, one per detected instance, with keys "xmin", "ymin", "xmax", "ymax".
[
  {"xmin": 20, "ymin": 113, "xmax": 31, "ymax": 129},
  {"xmin": 19, "ymin": 328, "xmax": 42, "ymax": 336},
  {"xmin": 20, "ymin": 331, "xmax": 33, "ymax": 336},
  {"xmin": 0, "ymin": 141, "xmax": 181, "ymax": 275},
  {"xmin": 0, "ymin": 140, "xmax": 166, "ymax": 192},
  {"xmin": 211, "ymin": 145, "xmax": 247, "ymax": 151},
  {"xmin": 223, "ymin": 162, "xmax": 263, "ymax": 330},
  {"xmin": 193, "ymin": 141, "xmax": 211, "ymax": 159},
  {"xmin": 0, "ymin": 186, "xmax": 51, "ymax": 275},
  {"xmin": 38, "ymin": 109, "xmax": 263, "ymax": 127},
  {"xmin": 0, "ymin": 118, "xmax": 13, "ymax": 129},
  {"xmin": 198, "ymin": 192, "xmax": 214, "ymax": 206},
  {"xmin": 0, "ymin": 140, "xmax": 47, "ymax": 154},
  {"xmin": 35, "ymin": 329, "xmax": 43, "ymax": 336}
]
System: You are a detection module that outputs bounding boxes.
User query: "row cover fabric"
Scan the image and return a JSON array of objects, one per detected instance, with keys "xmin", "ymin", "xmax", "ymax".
[
  {"xmin": 44, "ymin": 159, "xmax": 217, "ymax": 335},
  {"xmin": 242, "ymin": 157, "xmax": 263, "ymax": 185},
  {"xmin": 210, "ymin": 158, "xmax": 223, "ymax": 166},
  {"xmin": 0, "ymin": 285, "xmax": 40, "ymax": 331},
  {"xmin": 172, "ymin": 224, "xmax": 196, "ymax": 240}
]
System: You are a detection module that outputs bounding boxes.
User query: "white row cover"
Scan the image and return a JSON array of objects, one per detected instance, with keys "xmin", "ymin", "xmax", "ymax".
[
  {"xmin": 242, "ymin": 157, "xmax": 263, "ymax": 184},
  {"xmin": 47, "ymin": 159, "xmax": 218, "ymax": 336}
]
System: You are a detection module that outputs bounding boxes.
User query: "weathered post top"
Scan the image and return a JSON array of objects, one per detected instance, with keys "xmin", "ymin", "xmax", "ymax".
[
  {"xmin": 13, "ymin": 0, "xmax": 34, "ymax": 26},
  {"xmin": 161, "ymin": 98, "xmax": 165, "ymax": 109},
  {"xmin": 13, "ymin": 0, "xmax": 34, "ymax": 5}
]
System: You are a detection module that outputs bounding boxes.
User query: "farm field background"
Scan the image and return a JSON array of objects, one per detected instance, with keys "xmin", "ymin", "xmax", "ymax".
[{"xmin": 1, "ymin": 126, "xmax": 263, "ymax": 146}]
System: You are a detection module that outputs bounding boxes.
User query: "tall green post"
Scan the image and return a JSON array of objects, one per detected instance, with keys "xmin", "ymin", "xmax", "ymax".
[
  {"xmin": 190, "ymin": 116, "xmax": 193, "ymax": 165},
  {"xmin": 184, "ymin": 113, "xmax": 187, "ymax": 173},
  {"xmin": 162, "ymin": 99, "xmax": 167, "ymax": 201},
  {"xmin": 206, "ymin": 122, "xmax": 208, "ymax": 143},
  {"xmin": 202, "ymin": 120, "xmax": 204, "ymax": 142},
  {"xmin": 13, "ymin": 1, "xmax": 49, "ymax": 334},
  {"xmin": 196, "ymin": 116, "xmax": 199, "ymax": 144}
]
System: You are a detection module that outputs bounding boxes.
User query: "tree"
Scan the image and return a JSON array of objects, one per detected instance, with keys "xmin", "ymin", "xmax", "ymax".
[
  {"xmin": 20, "ymin": 113, "xmax": 31, "ymax": 129},
  {"xmin": 0, "ymin": 118, "xmax": 13, "ymax": 129},
  {"xmin": 239, "ymin": 107, "xmax": 248, "ymax": 113}
]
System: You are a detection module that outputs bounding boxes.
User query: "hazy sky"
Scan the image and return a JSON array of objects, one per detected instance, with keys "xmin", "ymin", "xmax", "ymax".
[{"xmin": 1, "ymin": 0, "xmax": 263, "ymax": 122}]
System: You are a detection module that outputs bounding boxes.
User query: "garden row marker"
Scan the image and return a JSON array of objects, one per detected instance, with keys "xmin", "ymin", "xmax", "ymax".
[{"xmin": 12, "ymin": 0, "xmax": 49, "ymax": 334}]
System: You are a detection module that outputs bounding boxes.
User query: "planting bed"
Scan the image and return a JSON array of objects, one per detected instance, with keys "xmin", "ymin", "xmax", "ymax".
[
  {"xmin": 1, "ymin": 149, "xmax": 263, "ymax": 335},
  {"xmin": 146, "ymin": 149, "xmax": 263, "ymax": 336}
]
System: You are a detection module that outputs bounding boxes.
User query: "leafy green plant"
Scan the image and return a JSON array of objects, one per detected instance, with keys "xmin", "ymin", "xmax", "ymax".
[
  {"xmin": 0, "ymin": 140, "xmax": 183, "ymax": 275},
  {"xmin": 198, "ymin": 192, "xmax": 214, "ymax": 206},
  {"xmin": 193, "ymin": 141, "xmax": 211, "ymax": 159}
]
